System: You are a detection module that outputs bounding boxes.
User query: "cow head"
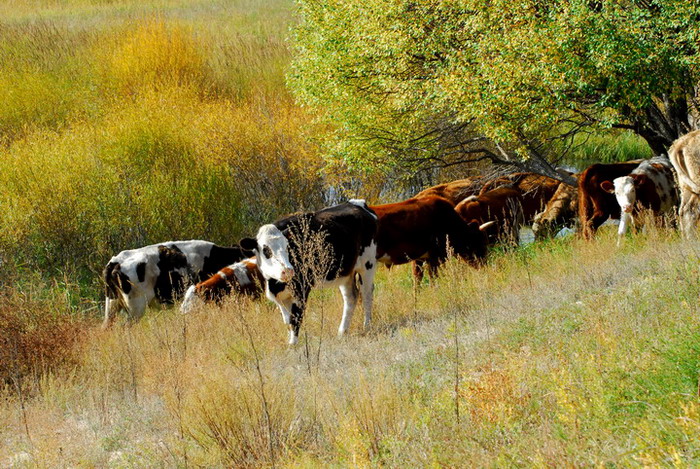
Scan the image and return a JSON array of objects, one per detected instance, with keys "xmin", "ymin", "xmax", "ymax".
[
  {"xmin": 455, "ymin": 220, "xmax": 495, "ymax": 266},
  {"xmin": 240, "ymin": 225, "xmax": 295, "ymax": 283},
  {"xmin": 601, "ymin": 177, "xmax": 636, "ymax": 214}
]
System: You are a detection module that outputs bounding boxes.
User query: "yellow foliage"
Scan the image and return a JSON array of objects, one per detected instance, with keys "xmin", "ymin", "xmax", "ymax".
[{"xmin": 105, "ymin": 19, "xmax": 208, "ymax": 95}]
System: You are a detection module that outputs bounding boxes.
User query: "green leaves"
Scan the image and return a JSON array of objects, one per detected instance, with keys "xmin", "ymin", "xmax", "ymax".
[{"xmin": 292, "ymin": 0, "xmax": 700, "ymax": 173}]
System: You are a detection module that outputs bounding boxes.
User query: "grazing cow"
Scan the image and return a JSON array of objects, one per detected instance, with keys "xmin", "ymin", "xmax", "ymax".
[
  {"xmin": 479, "ymin": 172, "xmax": 544, "ymax": 195},
  {"xmin": 179, "ymin": 257, "xmax": 264, "ymax": 313},
  {"xmin": 239, "ymin": 200, "xmax": 378, "ymax": 345},
  {"xmin": 578, "ymin": 160, "xmax": 644, "ymax": 238},
  {"xmin": 532, "ymin": 180, "xmax": 579, "ymax": 239},
  {"xmin": 456, "ymin": 176, "xmax": 560, "ymax": 243},
  {"xmin": 370, "ymin": 196, "xmax": 492, "ymax": 280},
  {"xmin": 601, "ymin": 156, "xmax": 679, "ymax": 240},
  {"xmin": 669, "ymin": 130, "xmax": 700, "ymax": 237},
  {"xmin": 413, "ymin": 176, "xmax": 484, "ymax": 205},
  {"xmin": 103, "ymin": 240, "xmax": 245, "ymax": 328}
]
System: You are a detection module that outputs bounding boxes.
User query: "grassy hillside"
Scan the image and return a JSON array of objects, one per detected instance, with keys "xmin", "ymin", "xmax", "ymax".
[{"xmin": 2, "ymin": 228, "xmax": 699, "ymax": 466}]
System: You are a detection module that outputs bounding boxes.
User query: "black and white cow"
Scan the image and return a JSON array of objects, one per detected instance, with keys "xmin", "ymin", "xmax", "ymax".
[
  {"xmin": 239, "ymin": 200, "xmax": 378, "ymax": 345},
  {"xmin": 103, "ymin": 240, "xmax": 245, "ymax": 328}
]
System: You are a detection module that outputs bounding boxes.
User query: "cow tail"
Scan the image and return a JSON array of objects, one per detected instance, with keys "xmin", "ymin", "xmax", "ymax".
[{"xmin": 103, "ymin": 261, "xmax": 120, "ymax": 299}]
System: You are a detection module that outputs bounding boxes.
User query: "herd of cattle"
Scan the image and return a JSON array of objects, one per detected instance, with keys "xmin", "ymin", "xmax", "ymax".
[{"xmin": 102, "ymin": 130, "xmax": 700, "ymax": 344}]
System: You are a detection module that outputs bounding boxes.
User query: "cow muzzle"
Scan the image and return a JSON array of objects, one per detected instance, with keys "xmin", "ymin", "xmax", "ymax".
[
  {"xmin": 622, "ymin": 205, "xmax": 633, "ymax": 213},
  {"xmin": 280, "ymin": 267, "xmax": 294, "ymax": 282}
]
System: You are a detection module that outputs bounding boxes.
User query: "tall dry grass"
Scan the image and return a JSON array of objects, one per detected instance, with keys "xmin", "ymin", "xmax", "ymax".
[{"xmin": 2, "ymin": 228, "xmax": 700, "ymax": 466}]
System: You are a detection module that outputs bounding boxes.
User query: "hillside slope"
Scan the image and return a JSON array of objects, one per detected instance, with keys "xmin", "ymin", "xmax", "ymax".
[{"xmin": 2, "ymin": 228, "xmax": 699, "ymax": 467}]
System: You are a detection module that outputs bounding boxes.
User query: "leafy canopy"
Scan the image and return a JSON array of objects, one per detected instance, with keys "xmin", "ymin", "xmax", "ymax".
[{"xmin": 291, "ymin": 0, "xmax": 700, "ymax": 177}]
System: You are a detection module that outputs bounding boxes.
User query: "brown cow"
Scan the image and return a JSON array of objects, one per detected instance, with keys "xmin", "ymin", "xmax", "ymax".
[
  {"xmin": 669, "ymin": 130, "xmax": 700, "ymax": 238},
  {"xmin": 370, "ymin": 196, "xmax": 492, "ymax": 281},
  {"xmin": 456, "ymin": 175, "xmax": 561, "ymax": 243},
  {"xmin": 180, "ymin": 257, "xmax": 264, "ymax": 313},
  {"xmin": 578, "ymin": 160, "xmax": 645, "ymax": 238},
  {"xmin": 479, "ymin": 172, "xmax": 542, "ymax": 195},
  {"xmin": 413, "ymin": 176, "xmax": 484, "ymax": 205}
]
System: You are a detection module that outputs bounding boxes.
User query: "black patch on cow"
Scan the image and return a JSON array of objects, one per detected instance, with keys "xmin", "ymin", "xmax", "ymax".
[
  {"xmin": 104, "ymin": 261, "xmax": 131, "ymax": 297},
  {"xmin": 136, "ymin": 262, "xmax": 147, "ymax": 283},
  {"xmin": 365, "ymin": 261, "xmax": 373, "ymax": 270},
  {"xmin": 201, "ymin": 245, "xmax": 245, "ymax": 281},
  {"xmin": 267, "ymin": 278, "xmax": 287, "ymax": 296},
  {"xmin": 154, "ymin": 245, "xmax": 189, "ymax": 303}
]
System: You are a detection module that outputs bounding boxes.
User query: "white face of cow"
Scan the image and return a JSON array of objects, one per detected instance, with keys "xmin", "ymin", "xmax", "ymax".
[
  {"xmin": 242, "ymin": 225, "xmax": 294, "ymax": 283},
  {"xmin": 612, "ymin": 176, "xmax": 636, "ymax": 214}
]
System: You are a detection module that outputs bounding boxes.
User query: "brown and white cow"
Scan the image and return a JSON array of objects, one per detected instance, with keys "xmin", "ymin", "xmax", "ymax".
[
  {"xmin": 600, "ymin": 156, "xmax": 679, "ymax": 241},
  {"xmin": 413, "ymin": 176, "xmax": 484, "ymax": 205},
  {"xmin": 578, "ymin": 160, "xmax": 645, "ymax": 238},
  {"xmin": 669, "ymin": 130, "xmax": 700, "ymax": 237},
  {"xmin": 532, "ymin": 180, "xmax": 579, "ymax": 239},
  {"xmin": 370, "ymin": 196, "xmax": 492, "ymax": 281},
  {"xmin": 179, "ymin": 257, "xmax": 264, "ymax": 313},
  {"xmin": 103, "ymin": 240, "xmax": 246, "ymax": 328},
  {"xmin": 239, "ymin": 200, "xmax": 378, "ymax": 345}
]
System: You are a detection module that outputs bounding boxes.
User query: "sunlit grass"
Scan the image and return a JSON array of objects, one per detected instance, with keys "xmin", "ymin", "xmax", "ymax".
[{"xmin": 2, "ymin": 229, "xmax": 699, "ymax": 466}]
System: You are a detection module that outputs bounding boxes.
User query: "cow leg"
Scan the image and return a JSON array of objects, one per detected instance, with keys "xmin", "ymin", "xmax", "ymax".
[
  {"xmin": 359, "ymin": 266, "xmax": 377, "ymax": 329},
  {"xmin": 679, "ymin": 189, "xmax": 700, "ymax": 238},
  {"xmin": 617, "ymin": 212, "xmax": 633, "ymax": 244},
  {"xmin": 412, "ymin": 260, "xmax": 425, "ymax": 283},
  {"xmin": 337, "ymin": 276, "xmax": 359, "ymax": 336},
  {"xmin": 426, "ymin": 258, "xmax": 441, "ymax": 280},
  {"xmin": 288, "ymin": 288, "xmax": 310, "ymax": 345},
  {"xmin": 102, "ymin": 296, "xmax": 120, "ymax": 330},
  {"xmin": 274, "ymin": 296, "xmax": 294, "ymax": 325},
  {"xmin": 124, "ymin": 294, "xmax": 149, "ymax": 323}
]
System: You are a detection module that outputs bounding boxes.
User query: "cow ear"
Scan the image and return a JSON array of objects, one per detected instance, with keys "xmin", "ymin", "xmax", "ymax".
[
  {"xmin": 239, "ymin": 238, "xmax": 258, "ymax": 256},
  {"xmin": 600, "ymin": 180, "xmax": 615, "ymax": 193}
]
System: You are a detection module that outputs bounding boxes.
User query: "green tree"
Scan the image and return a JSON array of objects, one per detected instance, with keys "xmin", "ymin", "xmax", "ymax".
[{"xmin": 290, "ymin": 0, "xmax": 700, "ymax": 182}]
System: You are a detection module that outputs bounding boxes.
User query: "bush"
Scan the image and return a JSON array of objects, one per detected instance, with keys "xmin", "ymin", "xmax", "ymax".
[{"xmin": 0, "ymin": 283, "xmax": 86, "ymax": 390}]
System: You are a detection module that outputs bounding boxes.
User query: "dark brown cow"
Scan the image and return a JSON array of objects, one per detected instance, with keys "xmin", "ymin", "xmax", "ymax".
[
  {"xmin": 578, "ymin": 160, "xmax": 644, "ymax": 238},
  {"xmin": 413, "ymin": 176, "xmax": 484, "ymax": 205},
  {"xmin": 180, "ymin": 257, "xmax": 264, "ymax": 313},
  {"xmin": 370, "ymin": 196, "xmax": 492, "ymax": 280}
]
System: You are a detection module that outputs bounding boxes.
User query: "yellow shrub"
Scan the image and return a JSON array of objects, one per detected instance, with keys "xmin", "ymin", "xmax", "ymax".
[{"xmin": 105, "ymin": 19, "xmax": 208, "ymax": 94}]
